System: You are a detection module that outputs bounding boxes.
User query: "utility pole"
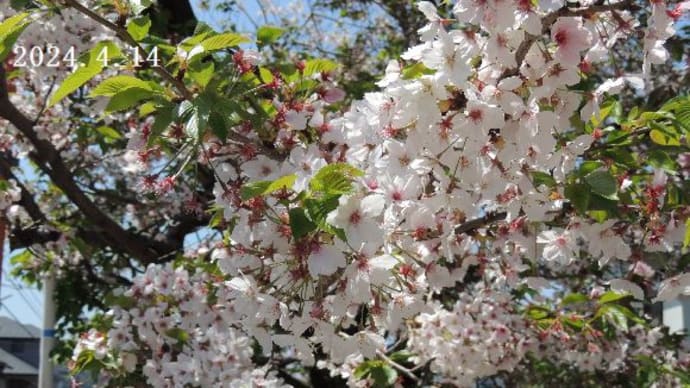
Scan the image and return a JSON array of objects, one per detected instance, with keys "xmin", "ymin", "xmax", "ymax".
[{"xmin": 38, "ymin": 270, "xmax": 55, "ymax": 388}]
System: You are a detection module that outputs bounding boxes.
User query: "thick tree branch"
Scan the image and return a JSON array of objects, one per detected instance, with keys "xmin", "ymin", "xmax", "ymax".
[
  {"xmin": 0, "ymin": 65, "xmax": 173, "ymax": 261},
  {"xmin": 0, "ymin": 152, "xmax": 46, "ymax": 223}
]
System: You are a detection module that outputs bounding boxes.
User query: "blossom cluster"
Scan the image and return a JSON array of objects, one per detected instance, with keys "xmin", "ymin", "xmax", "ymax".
[
  {"xmin": 74, "ymin": 263, "xmax": 288, "ymax": 387},
  {"xmin": 54, "ymin": 0, "xmax": 690, "ymax": 385}
]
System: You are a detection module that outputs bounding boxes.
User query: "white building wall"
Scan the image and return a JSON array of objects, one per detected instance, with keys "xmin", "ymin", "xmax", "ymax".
[{"xmin": 663, "ymin": 295, "xmax": 690, "ymax": 334}]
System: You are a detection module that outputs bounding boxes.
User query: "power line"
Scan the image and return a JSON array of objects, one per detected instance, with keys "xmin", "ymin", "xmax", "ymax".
[
  {"xmin": 1, "ymin": 283, "xmax": 32, "ymax": 290},
  {"xmin": 29, "ymin": 284, "xmax": 42, "ymax": 308},
  {"xmin": 1, "ymin": 268, "xmax": 41, "ymax": 320},
  {"xmin": 0, "ymin": 301, "xmax": 39, "ymax": 339}
]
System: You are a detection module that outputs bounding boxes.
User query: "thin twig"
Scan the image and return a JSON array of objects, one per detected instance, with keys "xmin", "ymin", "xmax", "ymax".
[
  {"xmin": 501, "ymin": 0, "xmax": 638, "ymax": 79},
  {"xmin": 376, "ymin": 349, "xmax": 420, "ymax": 382},
  {"xmin": 454, "ymin": 211, "xmax": 508, "ymax": 235},
  {"xmin": 33, "ymin": 75, "xmax": 58, "ymax": 125},
  {"xmin": 63, "ymin": 0, "xmax": 193, "ymax": 100}
]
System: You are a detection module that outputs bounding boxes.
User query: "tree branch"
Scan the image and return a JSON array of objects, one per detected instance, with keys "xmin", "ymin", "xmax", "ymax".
[
  {"xmin": 501, "ymin": 0, "xmax": 639, "ymax": 79},
  {"xmin": 0, "ymin": 65, "xmax": 173, "ymax": 261},
  {"xmin": 376, "ymin": 349, "xmax": 420, "ymax": 383},
  {"xmin": 454, "ymin": 211, "xmax": 507, "ymax": 235},
  {"xmin": 64, "ymin": 0, "xmax": 286, "ymax": 161},
  {"xmin": 0, "ymin": 152, "xmax": 46, "ymax": 223},
  {"xmin": 62, "ymin": 0, "xmax": 194, "ymax": 100}
]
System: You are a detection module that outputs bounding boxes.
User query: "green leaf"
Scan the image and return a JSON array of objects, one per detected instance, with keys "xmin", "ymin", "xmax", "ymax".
[
  {"xmin": 90, "ymin": 75, "xmax": 157, "ymax": 97},
  {"xmin": 208, "ymin": 111, "xmax": 228, "ymax": 140},
  {"xmin": 126, "ymin": 15, "xmax": 151, "ymax": 41},
  {"xmin": 585, "ymin": 170, "xmax": 618, "ymax": 200},
  {"xmin": 599, "ymin": 290, "xmax": 630, "ymax": 304},
  {"xmin": 208, "ymin": 208, "xmax": 224, "ymax": 228},
  {"xmin": 326, "ymin": 225, "xmax": 347, "ymax": 242},
  {"xmin": 587, "ymin": 192, "xmax": 619, "ymax": 215},
  {"xmin": 240, "ymin": 175, "xmax": 297, "ymax": 200},
  {"xmin": 200, "ymin": 33, "xmax": 249, "ymax": 51},
  {"xmin": 389, "ymin": 351, "xmax": 413, "ymax": 364},
  {"xmin": 9, "ymin": 249, "xmax": 32, "ymax": 266},
  {"xmin": 526, "ymin": 305, "xmax": 551, "ymax": 320},
  {"xmin": 138, "ymin": 101, "xmax": 157, "ymax": 116},
  {"xmin": 265, "ymin": 174, "xmax": 297, "ymax": 193},
  {"xmin": 240, "ymin": 181, "xmax": 272, "ymax": 200},
  {"xmin": 401, "ymin": 62, "xmax": 434, "ymax": 80},
  {"xmin": 127, "ymin": 0, "xmax": 152, "ymax": 15},
  {"xmin": 370, "ymin": 364, "xmax": 397, "ymax": 388},
  {"xmin": 354, "ymin": 360, "xmax": 397, "ymax": 387},
  {"xmin": 192, "ymin": 21, "xmax": 215, "ymax": 37},
  {"xmin": 257, "ymin": 25, "xmax": 285, "ymax": 45},
  {"xmin": 565, "ymin": 183, "xmax": 591, "ymax": 214},
  {"xmin": 354, "ymin": 361, "xmax": 373, "ymax": 379},
  {"xmin": 588, "ymin": 210, "xmax": 608, "ymax": 223},
  {"xmin": 647, "ymin": 149, "xmax": 676, "ymax": 172},
  {"xmin": 600, "ymin": 304, "xmax": 629, "ymax": 332},
  {"xmin": 563, "ymin": 314, "xmax": 585, "ymax": 330},
  {"xmin": 305, "ymin": 196, "xmax": 340, "ymax": 226},
  {"xmin": 614, "ymin": 304, "xmax": 645, "ymax": 324},
  {"xmin": 638, "ymin": 111, "xmax": 674, "ymax": 123},
  {"xmin": 48, "ymin": 42, "xmax": 122, "ymax": 107},
  {"xmin": 650, "ymin": 128, "xmax": 680, "ymax": 146},
  {"xmin": 259, "ymin": 67, "xmax": 274, "ymax": 83},
  {"xmin": 164, "ymin": 328, "xmax": 189, "ymax": 344},
  {"xmin": 684, "ymin": 219, "xmax": 690, "ymax": 248},
  {"xmin": 0, "ymin": 13, "xmax": 29, "ymax": 37},
  {"xmin": 104, "ymin": 87, "xmax": 155, "ymax": 113},
  {"xmin": 173, "ymin": 95, "xmax": 211, "ymax": 141},
  {"xmin": 187, "ymin": 60, "xmax": 214, "ymax": 87},
  {"xmin": 561, "ymin": 293, "xmax": 589, "ymax": 305},
  {"xmin": 184, "ymin": 108, "xmax": 202, "ymax": 139},
  {"xmin": 289, "ymin": 208, "xmax": 317, "ymax": 239},
  {"xmin": 9, "ymin": 0, "xmax": 30, "ymax": 10},
  {"xmin": 103, "ymin": 292, "xmax": 135, "ymax": 309},
  {"xmin": 660, "ymin": 95, "xmax": 690, "ymax": 112},
  {"xmin": 578, "ymin": 161, "xmax": 603, "ymax": 177},
  {"xmin": 94, "ymin": 126, "xmax": 123, "ymax": 140},
  {"xmin": 590, "ymin": 97, "xmax": 619, "ymax": 127},
  {"xmin": 310, "ymin": 163, "xmax": 363, "ymax": 194},
  {"xmin": 531, "ymin": 171, "xmax": 556, "ymax": 188},
  {"xmin": 147, "ymin": 103, "xmax": 174, "ymax": 146},
  {"xmin": 0, "ymin": 12, "xmax": 31, "ymax": 62},
  {"xmin": 601, "ymin": 148, "xmax": 637, "ymax": 169},
  {"xmin": 49, "ymin": 65, "xmax": 102, "ymax": 107},
  {"xmin": 659, "ymin": 95, "xmax": 690, "ymax": 133},
  {"xmin": 303, "ymin": 58, "xmax": 339, "ymax": 76}
]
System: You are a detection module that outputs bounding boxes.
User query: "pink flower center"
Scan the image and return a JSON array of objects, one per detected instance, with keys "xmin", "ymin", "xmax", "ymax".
[
  {"xmin": 554, "ymin": 30, "xmax": 568, "ymax": 46},
  {"xmin": 412, "ymin": 227, "xmax": 427, "ymax": 240},
  {"xmin": 349, "ymin": 210, "xmax": 362, "ymax": 225},
  {"xmin": 497, "ymin": 34, "xmax": 508, "ymax": 48},
  {"xmin": 555, "ymin": 236, "xmax": 567, "ymax": 247},
  {"xmin": 517, "ymin": 0, "xmax": 533, "ymax": 11},
  {"xmin": 468, "ymin": 109, "xmax": 483, "ymax": 123}
]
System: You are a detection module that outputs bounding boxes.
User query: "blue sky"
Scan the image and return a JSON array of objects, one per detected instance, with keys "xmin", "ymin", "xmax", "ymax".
[{"xmin": 1, "ymin": 248, "xmax": 43, "ymax": 328}]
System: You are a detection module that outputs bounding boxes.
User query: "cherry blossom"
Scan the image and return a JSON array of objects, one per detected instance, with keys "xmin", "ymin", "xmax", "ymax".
[
  {"xmin": 28, "ymin": 0, "xmax": 687, "ymax": 385},
  {"xmin": 551, "ymin": 17, "xmax": 592, "ymax": 66}
]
